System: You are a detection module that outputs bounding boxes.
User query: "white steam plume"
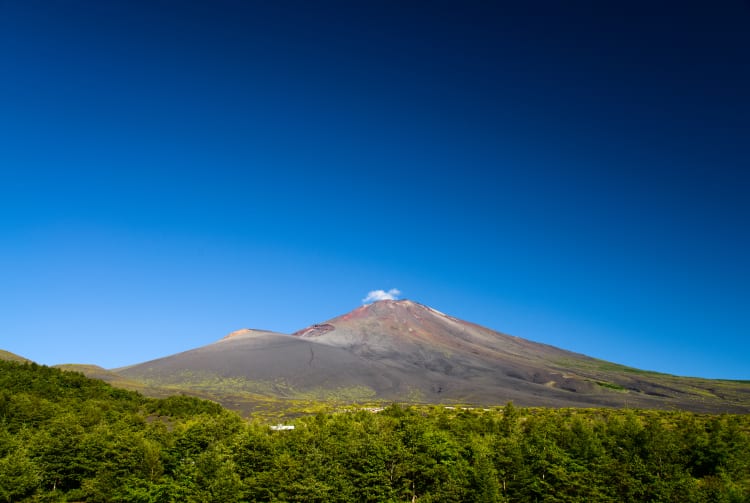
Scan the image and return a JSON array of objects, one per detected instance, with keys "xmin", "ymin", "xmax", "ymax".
[{"xmin": 362, "ymin": 288, "xmax": 401, "ymax": 304}]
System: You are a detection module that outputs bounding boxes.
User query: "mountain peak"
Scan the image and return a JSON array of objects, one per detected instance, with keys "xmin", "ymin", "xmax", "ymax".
[
  {"xmin": 358, "ymin": 299, "xmax": 454, "ymax": 322},
  {"xmin": 295, "ymin": 299, "xmax": 481, "ymax": 353},
  {"xmin": 361, "ymin": 299, "xmax": 408, "ymax": 309},
  {"xmin": 361, "ymin": 298, "xmax": 427, "ymax": 312},
  {"xmin": 323, "ymin": 299, "xmax": 431, "ymax": 325}
]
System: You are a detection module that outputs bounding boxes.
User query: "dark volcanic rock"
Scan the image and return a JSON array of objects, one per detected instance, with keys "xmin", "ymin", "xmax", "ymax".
[{"xmin": 115, "ymin": 300, "xmax": 750, "ymax": 413}]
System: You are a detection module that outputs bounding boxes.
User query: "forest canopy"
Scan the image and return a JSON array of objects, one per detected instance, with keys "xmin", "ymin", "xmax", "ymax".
[{"xmin": 1, "ymin": 360, "xmax": 749, "ymax": 502}]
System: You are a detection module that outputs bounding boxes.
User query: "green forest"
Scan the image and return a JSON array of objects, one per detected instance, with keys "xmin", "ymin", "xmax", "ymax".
[{"xmin": 1, "ymin": 360, "xmax": 749, "ymax": 502}]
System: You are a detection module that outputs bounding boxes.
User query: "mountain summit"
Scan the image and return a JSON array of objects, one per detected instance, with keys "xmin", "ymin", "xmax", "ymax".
[
  {"xmin": 115, "ymin": 300, "xmax": 750, "ymax": 413},
  {"xmin": 295, "ymin": 299, "xmax": 575, "ymax": 370}
]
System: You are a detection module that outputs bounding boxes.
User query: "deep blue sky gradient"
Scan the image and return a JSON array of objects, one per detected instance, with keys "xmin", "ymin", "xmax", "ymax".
[{"xmin": 2, "ymin": 1, "xmax": 749, "ymax": 377}]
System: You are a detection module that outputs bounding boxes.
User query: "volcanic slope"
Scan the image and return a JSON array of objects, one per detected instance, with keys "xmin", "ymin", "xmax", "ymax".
[
  {"xmin": 116, "ymin": 301, "xmax": 750, "ymax": 413},
  {"xmin": 115, "ymin": 328, "xmax": 415, "ymax": 402}
]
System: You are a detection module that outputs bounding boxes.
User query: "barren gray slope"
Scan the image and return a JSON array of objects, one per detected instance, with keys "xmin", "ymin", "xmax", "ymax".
[
  {"xmin": 117, "ymin": 329, "xmax": 416, "ymax": 398},
  {"xmin": 115, "ymin": 303, "xmax": 750, "ymax": 412}
]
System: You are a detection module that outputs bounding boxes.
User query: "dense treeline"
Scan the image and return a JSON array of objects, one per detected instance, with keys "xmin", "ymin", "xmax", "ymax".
[{"xmin": 1, "ymin": 360, "xmax": 749, "ymax": 502}]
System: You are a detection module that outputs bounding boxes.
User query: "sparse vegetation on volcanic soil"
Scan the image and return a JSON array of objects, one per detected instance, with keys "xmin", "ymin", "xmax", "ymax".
[{"xmin": 1, "ymin": 360, "xmax": 749, "ymax": 502}]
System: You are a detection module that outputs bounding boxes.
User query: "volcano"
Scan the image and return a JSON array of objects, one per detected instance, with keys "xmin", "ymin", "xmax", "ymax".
[{"xmin": 114, "ymin": 300, "xmax": 750, "ymax": 413}]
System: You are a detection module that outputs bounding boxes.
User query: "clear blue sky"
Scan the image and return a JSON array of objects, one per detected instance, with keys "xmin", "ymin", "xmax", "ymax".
[{"xmin": 1, "ymin": 1, "xmax": 748, "ymax": 378}]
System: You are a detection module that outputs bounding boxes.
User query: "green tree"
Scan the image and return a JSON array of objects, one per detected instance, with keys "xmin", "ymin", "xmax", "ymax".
[
  {"xmin": 471, "ymin": 435, "xmax": 503, "ymax": 503},
  {"xmin": 0, "ymin": 447, "xmax": 40, "ymax": 502}
]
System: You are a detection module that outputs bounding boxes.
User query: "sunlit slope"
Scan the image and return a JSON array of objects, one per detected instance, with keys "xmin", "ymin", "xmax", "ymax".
[{"xmin": 0, "ymin": 349, "xmax": 31, "ymax": 363}]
